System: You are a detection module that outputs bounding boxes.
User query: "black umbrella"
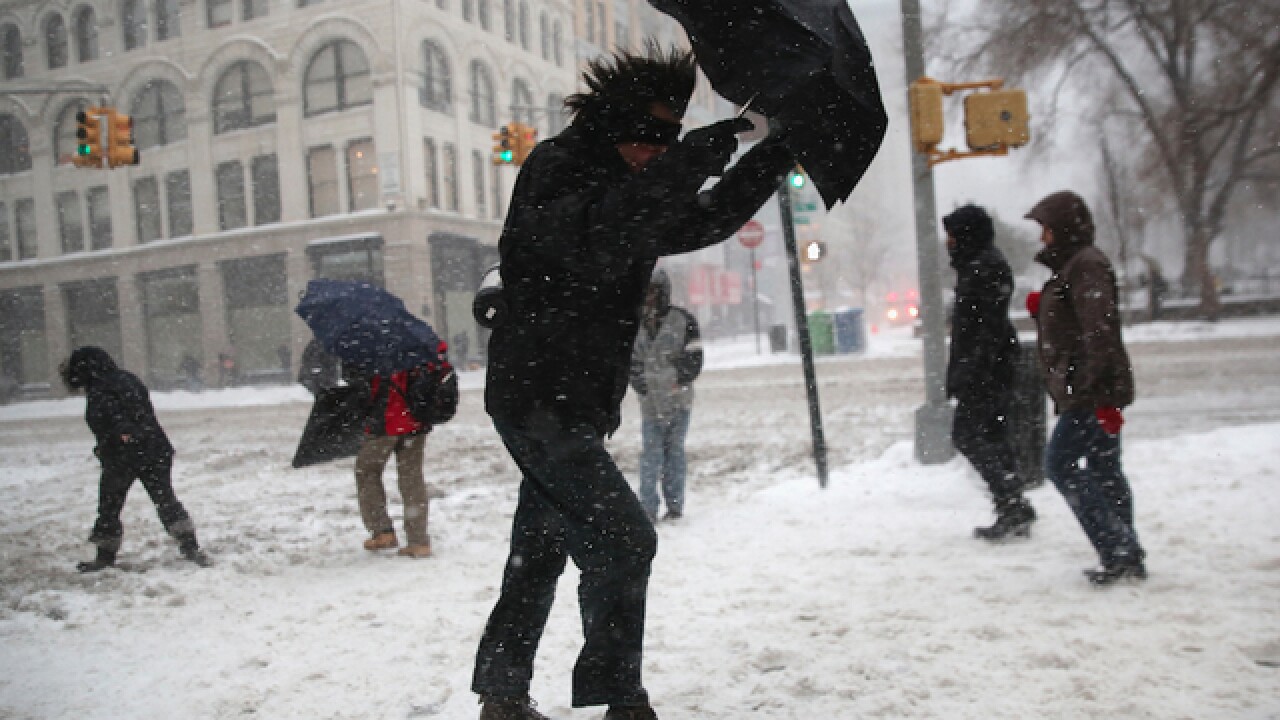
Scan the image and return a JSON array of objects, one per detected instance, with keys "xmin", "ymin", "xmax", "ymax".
[
  {"xmin": 647, "ymin": 0, "xmax": 888, "ymax": 209},
  {"xmin": 292, "ymin": 385, "xmax": 367, "ymax": 468}
]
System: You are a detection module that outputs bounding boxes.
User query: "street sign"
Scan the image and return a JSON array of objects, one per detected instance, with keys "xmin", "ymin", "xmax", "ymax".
[{"xmin": 738, "ymin": 219, "xmax": 765, "ymax": 249}]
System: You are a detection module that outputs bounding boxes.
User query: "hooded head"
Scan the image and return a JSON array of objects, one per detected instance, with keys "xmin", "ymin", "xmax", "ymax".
[
  {"xmin": 942, "ymin": 204, "xmax": 994, "ymax": 260},
  {"xmin": 565, "ymin": 42, "xmax": 696, "ymax": 148},
  {"xmin": 1025, "ymin": 191, "xmax": 1095, "ymax": 250},
  {"xmin": 645, "ymin": 268, "xmax": 672, "ymax": 317},
  {"xmin": 61, "ymin": 346, "xmax": 118, "ymax": 390}
]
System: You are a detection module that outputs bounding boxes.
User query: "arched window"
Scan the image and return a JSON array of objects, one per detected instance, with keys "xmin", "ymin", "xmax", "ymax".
[
  {"xmin": 156, "ymin": 0, "xmax": 181, "ymax": 40},
  {"xmin": 45, "ymin": 15, "xmax": 69, "ymax": 69},
  {"xmin": 54, "ymin": 100, "xmax": 89, "ymax": 163},
  {"xmin": 468, "ymin": 60, "xmax": 495, "ymax": 127},
  {"xmin": 511, "ymin": 78, "xmax": 534, "ymax": 126},
  {"xmin": 477, "ymin": 0, "xmax": 491, "ymax": 31},
  {"xmin": 303, "ymin": 39, "xmax": 372, "ymax": 117},
  {"xmin": 461, "ymin": 0, "xmax": 473, "ymax": 23},
  {"xmin": 213, "ymin": 61, "xmax": 276, "ymax": 133},
  {"xmin": 503, "ymin": 0, "xmax": 514, "ymax": 42},
  {"xmin": 547, "ymin": 93, "xmax": 565, "ymax": 135},
  {"xmin": 132, "ymin": 79, "xmax": 188, "ymax": 149},
  {"xmin": 74, "ymin": 7, "xmax": 98, "ymax": 62},
  {"xmin": 121, "ymin": 0, "xmax": 147, "ymax": 50},
  {"xmin": 539, "ymin": 13, "xmax": 549, "ymax": 60},
  {"xmin": 552, "ymin": 20, "xmax": 563, "ymax": 66},
  {"xmin": 518, "ymin": 2, "xmax": 529, "ymax": 50},
  {"xmin": 419, "ymin": 40, "xmax": 452, "ymax": 113},
  {"xmin": 0, "ymin": 115, "xmax": 32, "ymax": 175},
  {"xmin": 2, "ymin": 24, "xmax": 23, "ymax": 78}
]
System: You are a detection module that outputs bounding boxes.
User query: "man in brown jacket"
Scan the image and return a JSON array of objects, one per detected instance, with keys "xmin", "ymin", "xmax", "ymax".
[{"xmin": 1025, "ymin": 191, "xmax": 1145, "ymax": 585}]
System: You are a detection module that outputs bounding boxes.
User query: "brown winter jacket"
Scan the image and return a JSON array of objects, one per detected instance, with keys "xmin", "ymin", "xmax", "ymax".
[{"xmin": 1027, "ymin": 191, "xmax": 1135, "ymax": 413}]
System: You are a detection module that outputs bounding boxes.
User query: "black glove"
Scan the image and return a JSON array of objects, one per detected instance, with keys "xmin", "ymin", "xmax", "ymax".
[{"xmin": 678, "ymin": 117, "xmax": 754, "ymax": 175}]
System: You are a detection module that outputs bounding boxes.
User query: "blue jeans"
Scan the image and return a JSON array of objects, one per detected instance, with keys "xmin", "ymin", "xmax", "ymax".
[
  {"xmin": 639, "ymin": 407, "xmax": 691, "ymax": 519},
  {"xmin": 1045, "ymin": 408, "xmax": 1144, "ymax": 566}
]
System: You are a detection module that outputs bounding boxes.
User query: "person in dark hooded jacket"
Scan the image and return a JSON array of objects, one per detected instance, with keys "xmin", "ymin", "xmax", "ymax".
[
  {"xmin": 943, "ymin": 205, "xmax": 1035, "ymax": 541},
  {"xmin": 60, "ymin": 347, "xmax": 209, "ymax": 571},
  {"xmin": 472, "ymin": 44, "xmax": 794, "ymax": 720}
]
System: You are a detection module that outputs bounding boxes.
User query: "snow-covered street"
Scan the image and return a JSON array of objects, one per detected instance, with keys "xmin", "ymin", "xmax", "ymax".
[{"xmin": 1, "ymin": 321, "xmax": 1278, "ymax": 719}]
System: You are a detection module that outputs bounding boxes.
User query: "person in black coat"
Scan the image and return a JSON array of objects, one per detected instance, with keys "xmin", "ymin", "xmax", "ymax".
[
  {"xmin": 943, "ymin": 205, "xmax": 1036, "ymax": 541},
  {"xmin": 61, "ymin": 347, "xmax": 209, "ymax": 571},
  {"xmin": 473, "ymin": 45, "xmax": 793, "ymax": 720}
]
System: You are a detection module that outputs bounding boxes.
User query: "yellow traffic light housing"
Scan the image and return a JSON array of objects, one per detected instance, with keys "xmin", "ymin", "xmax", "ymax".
[
  {"xmin": 105, "ymin": 108, "xmax": 140, "ymax": 167},
  {"xmin": 964, "ymin": 90, "xmax": 1029, "ymax": 150},
  {"xmin": 73, "ymin": 107, "xmax": 106, "ymax": 168},
  {"xmin": 513, "ymin": 122, "xmax": 538, "ymax": 165},
  {"xmin": 492, "ymin": 124, "xmax": 516, "ymax": 165},
  {"xmin": 908, "ymin": 80, "xmax": 944, "ymax": 152}
]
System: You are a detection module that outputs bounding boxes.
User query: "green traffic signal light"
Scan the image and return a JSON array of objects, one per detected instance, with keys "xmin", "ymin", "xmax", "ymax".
[
  {"xmin": 500, "ymin": 149, "xmax": 514, "ymax": 163},
  {"xmin": 78, "ymin": 143, "xmax": 91, "ymax": 156},
  {"xmin": 789, "ymin": 171, "xmax": 806, "ymax": 189}
]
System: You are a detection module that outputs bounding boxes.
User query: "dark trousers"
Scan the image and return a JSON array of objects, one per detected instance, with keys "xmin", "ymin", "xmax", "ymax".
[
  {"xmin": 1045, "ymin": 409, "xmax": 1143, "ymax": 566},
  {"xmin": 952, "ymin": 395, "xmax": 1021, "ymax": 503},
  {"xmin": 90, "ymin": 457, "xmax": 194, "ymax": 552},
  {"xmin": 473, "ymin": 420, "xmax": 657, "ymax": 708}
]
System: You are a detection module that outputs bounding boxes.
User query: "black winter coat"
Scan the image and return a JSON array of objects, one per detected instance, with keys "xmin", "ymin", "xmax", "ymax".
[
  {"xmin": 946, "ymin": 242, "xmax": 1019, "ymax": 401},
  {"xmin": 485, "ymin": 119, "xmax": 792, "ymax": 435},
  {"xmin": 64, "ymin": 347, "xmax": 174, "ymax": 465}
]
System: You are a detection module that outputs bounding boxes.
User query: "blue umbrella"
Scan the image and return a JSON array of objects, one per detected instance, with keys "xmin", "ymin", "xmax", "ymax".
[{"xmin": 295, "ymin": 279, "xmax": 443, "ymax": 375}]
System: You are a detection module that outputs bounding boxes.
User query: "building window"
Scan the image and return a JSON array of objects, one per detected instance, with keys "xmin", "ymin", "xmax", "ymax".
[
  {"xmin": 217, "ymin": 161, "xmax": 247, "ymax": 230},
  {"xmin": 213, "ymin": 61, "xmax": 276, "ymax": 133},
  {"xmin": 166, "ymin": 170, "xmax": 192, "ymax": 238},
  {"xmin": 469, "ymin": 61, "xmax": 496, "ymax": 127},
  {"xmin": 121, "ymin": 0, "xmax": 146, "ymax": 50},
  {"xmin": 423, "ymin": 138, "xmax": 439, "ymax": 209},
  {"xmin": 64, "ymin": 278, "xmax": 122, "ymax": 362},
  {"xmin": 477, "ymin": 0, "xmax": 491, "ymax": 29},
  {"xmin": 133, "ymin": 80, "xmax": 188, "ymax": 149},
  {"xmin": 74, "ymin": 7, "xmax": 98, "ymax": 62},
  {"xmin": 0, "ymin": 202, "xmax": 9, "ymax": 261},
  {"xmin": 519, "ymin": 2, "xmax": 530, "ymax": 50},
  {"xmin": 134, "ymin": 177, "xmax": 162, "ymax": 243},
  {"xmin": 503, "ymin": 0, "xmax": 515, "ymax": 42},
  {"xmin": 347, "ymin": 138, "xmax": 378, "ymax": 212},
  {"xmin": 585, "ymin": 1, "xmax": 594, "ymax": 43},
  {"xmin": 243, "ymin": 0, "xmax": 269, "ymax": 22},
  {"xmin": 222, "ymin": 254, "xmax": 291, "ymax": 380},
  {"xmin": 15, "ymin": 199, "xmax": 37, "ymax": 259},
  {"xmin": 443, "ymin": 142, "xmax": 459, "ymax": 212},
  {"xmin": 490, "ymin": 160, "xmax": 502, "ymax": 219},
  {"xmin": 252, "ymin": 154, "xmax": 280, "ymax": 225},
  {"xmin": 547, "ymin": 93, "xmax": 565, "ymax": 134},
  {"xmin": 304, "ymin": 39, "xmax": 372, "ymax": 117},
  {"xmin": 140, "ymin": 267, "xmax": 203, "ymax": 390},
  {"xmin": 156, "ymin": 0, "xmax": 182, "ymax": 40},
  {"xmin": 472, "ymin": 150, "xmax": 487, "ymax": 218},
  {"xmin": 54, "ymin": 100, "xmax": 88, "ymax": 164},
  {"xmin": 540, "ymin": 13, "xmax": 549, "ymax": 60},
  {"xmin": 552, "ymin": 20, "xmax": 563, "ymax": 66},
  {"xmin": 0, "ymin": 288, "xmax": 49, "ymax": 387},
  {"xmin": 461, "ymin": 0, "xmax": 473, "ymax": 22},
  {"xmin": 309, "ymin": 236, "xmax": 384, "ymax": 286},
  {"xmin": 2, "ymin": 24, "xmax": 23, "ymax": 78},
  {"xmin": 87, "ymin": 186, "xmax": 112, "ymax": 250},
  {"xmin": 307, "ymin": 146, "xmax": 339, "ymax": 217},
  {"xmin": 0, "ymin": 115, "xmax": 32, "ymax": 175},
  {"xmin": 512, "ymin": 78, "xmax": 534, "ymax": 126},
  {"xmin": 615, "ymin": 20, "xmax": 628, "ymax": 51},
  {"xmin": 595, "ymin": 1, "xmax": 606, "ymax": 46},
  {"xmin": 57, "ymin": 191, "xmax": 85, "ymax": 254},
  {"xmin": 206, "ymin": 0, "xmax": 232, "ymax": 28},
  {"xmin": 419, "ymin": 41, "xmax": 452, "ymax": 113},
  {"xmin": 45, "ymin": 14, "xmax": 69, "ymax": 69}
]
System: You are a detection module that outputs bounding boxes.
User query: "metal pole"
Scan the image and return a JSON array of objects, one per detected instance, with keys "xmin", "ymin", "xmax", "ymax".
[
  {"xmin": 750, "ymin": 247, "xmax": 761, "ymax": 354},
  {"xmin": 772, "ymin": 135, "xmax": 829, "ymax": 487},
  {"xmin": 901, "ymin": 0, "xmax": 955, "ymax": 463}
]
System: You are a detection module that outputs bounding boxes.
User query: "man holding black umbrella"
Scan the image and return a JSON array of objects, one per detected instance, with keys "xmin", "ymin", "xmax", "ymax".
[{"xmin": 472, "ymin": 45, "xmax": 794, "ymax": 720}]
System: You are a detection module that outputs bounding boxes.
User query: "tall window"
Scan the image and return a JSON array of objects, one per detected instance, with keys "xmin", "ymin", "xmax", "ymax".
[
  {"xmin": 304, "ymin": 40, "xmax": 371, "ymax": 116},
  {"xmin": 45, "ymin": 15, "xmax": 69, "ymax": 69},
  {"xmin": 512, "ymin": 79, "xmax": 534, "ymax": 126},
  {"xmin": 54, "ymin": 100, "xmax": 88, "ymax": 163},
  {"xmin": 252, "ymin": 154, "xmax": 280, "ymax": 225},
  {"xmin": 469, "ymin": 61, "xmax": 496, "ymax": 127},
  {"xmin": 121, "ymin": 0, "xmax": 146, "ymax": 50},
  {"xmin": 15, "ymin": 199, "xmax": 37, "ymax": 259},
  {"xmin": 347, "ymin": 139, "xmax": 378, "ymax": 212},
  {"xmin": 307, "ymin": 146, "xmax": 339, "ymax": 217},
  {"xmin": 461, "ymin": 0, "xmax": 473, "ymax": 23},
  {"xmin": 213, "ymin": 61, "xmax": 276, "ymax": 133},
  {"xmin": 518, "ymin": 2, "xmax": 530, "ymax": 50},
  {"xmin": 585, "ymin": 1, "xmax": 594, "ymax": 43},
  {"xmin": 547, "ymin": 93, "xmax": 565, "ymax": 134},
  {"xmin": 243, "ymin": 0, "xmax": 269, "ymax": 21},
  {"xmin": 0, "ymin": 202, "xmax": 9, "ymax": 261},
  {"xmin": 2, "ymin": 24, "xmax": 22, "ymax": 78},
  {"xmin": 552, "ymin": 20, "xmax": 563, "ymax": 66},
  {"xmin": 133, "ymin": 80, "xmax": 187, "ymax": 149},
  {"xmin": 443, "ymin": 143, "xmax": 459, "ymax": 212},
  {"xmin": 477, "ymin": 0, "xmax": 492, "ymax": 30},
  {"xmin": 166, "ymin": 170, "xmax": 192, "ymax": 237},
  {"xmin": 419, "ymin": 41, "xmax": 452, "ymax": 113},
  {"xmin": 87, "ymin": 186, "xmax": 112, "ymax": 250},
  {"xmin": 64, "ymin": 279, "xmax": 122, "ymax": 362},
  {"xmin": 595, "ymin": 1, "xmax": 606, "ymax": 46},
  {"xmin": 57, "ymin": 191, "xmax": 84, "ymax": 253},
  {"xmin": 503, "ymin": 0, "xmax": 515, "ymax": 42},
  {"xmin": 0, "ymin": 115, "xmax": 32, "ymax": 175},
  {"xmin": 134, "ymin": 177, "xmax": 162, "ymax": 243},
  {"xmin": 206, "ymin": 0, "xmax": 232, "ymax": 28},
  {"xmin": 74, "ymin": 7, "xmax": 98, "ymax": 62},
  {"xmin": 471, "ymin": 150, "xmax": 487, "ymax": 218},
  {"xmin": 490, "ymin": 161, "xmax": 502, "ymax": 219},
  {"xmin": 156, "ymin": 0, "xmax": 182, "ymax": 40},
  {"xmin": 540, "ymin": 13, "xmax": 549, "ymax": 60},
  {"xmin": 216, "ymin": 161, "xmax": 247, "ymax": 230},
  {"xmin": 423, "ymin": 138, "xmax": 439, "ymax": 209}
]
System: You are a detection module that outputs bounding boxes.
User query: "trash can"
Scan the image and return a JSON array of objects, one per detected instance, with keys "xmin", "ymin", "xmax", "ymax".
[
  {"xmin": 807, "ymin": 311, "xmax": 835, "ymax": 355},
  {"xmin": 768, "ymin": 324, "xmax": 788, "ymax": 353},
  {"xmin": 1008, "ymin": 341, "xmax": 1046, "ymax": 489},
  {"xmin": 833, "ymin": 308, "xmax": 866, "ymax": 354}
]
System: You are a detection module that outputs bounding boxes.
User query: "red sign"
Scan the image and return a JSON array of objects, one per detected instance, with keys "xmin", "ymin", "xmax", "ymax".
[{"xmin": 738, "ymin": 220, "xmax": 765, "ymax": 249}]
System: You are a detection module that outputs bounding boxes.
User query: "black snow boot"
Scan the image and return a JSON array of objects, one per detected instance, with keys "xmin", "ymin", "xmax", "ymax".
[
  {"xmin": 974, "ymin": 498, "xmax": 1036, "ymax": 541},
  {"xmin": 77, "ymin": 547, "xmax": 117, "ymax": 573},
  {"xmin": 178, "ymin": 537, "xmax": 212, "ymax": 568},
  {"xmin": 604, "ymin": 705, "xmax": 659, "ymax": 720},
  {"xmin": 1085, "ymin": 559, "xmax": 1147, "ymax": 586},
  {"xmin": 478, "ymin": 695, "xmax": 554, "ymax": 720}
]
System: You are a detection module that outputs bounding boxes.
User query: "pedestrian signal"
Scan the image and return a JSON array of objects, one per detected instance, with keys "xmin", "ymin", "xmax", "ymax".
[
  {"xmin": 908, "ymin": 80, "xmax": 944, "ymax": 152},
  {"xmin": 963, "ymin": 90, "xmax": 1030, "ymax": 150}
]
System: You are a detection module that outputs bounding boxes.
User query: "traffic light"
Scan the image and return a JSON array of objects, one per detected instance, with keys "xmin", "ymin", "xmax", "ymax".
[
  {"xmin": 964, "ymin": 89, "xmax": 1030, "ymax": 150},
  {"xmin": 73, "ymin": 107, "xmax": 106, "ymax": 168},
  {"xmin": 105, "ymin": 108, "xmax": 140, "ymax": 167},
  {"xmin": 908, "ymin": 80, "xmax": 944, "ymax": 152},
  {"xmin": 492, "ymin": 124, "xmax": 516, "ymax": 165},
  {"xmin": 788, "ymin": 167, "xmax": 807, "ymax": 189},
  {"xmin": 512, "ymin": 122, "xmax": 538, "ymax": 165}
]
